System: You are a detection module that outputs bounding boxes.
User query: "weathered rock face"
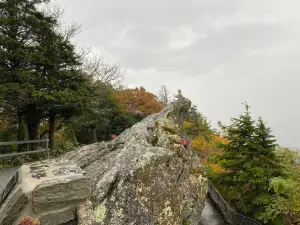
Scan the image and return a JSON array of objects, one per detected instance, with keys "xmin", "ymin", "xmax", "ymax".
[
  {"xmin": 0, "ymin": 161, "xmax": 90, "ymax": 225},
  {"xmin": 65, "ymin": 97, "xmax": 208, "ymax": 225},
  {"xmin": 32, "ymin": 175, "xmax": 91, "ymax": 214}
]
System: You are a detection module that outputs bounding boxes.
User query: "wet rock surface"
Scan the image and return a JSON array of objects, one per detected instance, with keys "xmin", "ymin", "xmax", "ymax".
[
  {"xmin": 200, "ymin": 198, "xmax": 227, "ymax": 225},
  {"xmin": 0, "ymin": 167, "xmax": 19, "ymax": 195}
]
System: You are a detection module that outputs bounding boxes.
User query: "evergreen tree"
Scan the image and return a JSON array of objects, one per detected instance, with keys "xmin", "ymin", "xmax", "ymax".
[
  {"xmin": 250, "ymin": 118, "xmax": 288, "ymax": 223},
  {"xmin": 72, "ymin": 83, "xmax": 138, "ymax": 144},
  {"xmin": 0, "ymin": 0, "xmax": 56, "ymax": 149},
  {"xmin": 33, "ymin": 32, "xmax": 91, "ymax": 150},
  {"xmin": 216, "ymin": 104, "xmax": 288, "ymax": 223},
  {"xmin": 170, "ymin": 90, "xmax": 191, "ymax": 127},
  {"xmin": 1, "ymin": 0, "xmax": 92, "ymax": 150}
]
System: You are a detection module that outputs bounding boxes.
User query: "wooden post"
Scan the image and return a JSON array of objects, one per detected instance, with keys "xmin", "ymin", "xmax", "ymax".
[{"xmin": 46, "ymin": 135, "xmax": 49, "ymax": 159}]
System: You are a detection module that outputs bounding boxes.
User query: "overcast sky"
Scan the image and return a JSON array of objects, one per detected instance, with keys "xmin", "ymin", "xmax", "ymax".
[{"xmin": 53, "ymin": 0, "xmax": 300, "ymax": 148}]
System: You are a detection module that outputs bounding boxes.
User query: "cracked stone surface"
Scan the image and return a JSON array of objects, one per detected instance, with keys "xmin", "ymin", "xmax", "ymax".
[{"xmin": 52, "ymin": 167, "xmax": 86, "ymax": 176}]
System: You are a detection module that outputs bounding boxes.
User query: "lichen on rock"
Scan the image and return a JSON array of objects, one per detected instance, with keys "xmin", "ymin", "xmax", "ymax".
[
  {"xmin": 94, "ymin": 201, "xmax": 107, "ymax": 223},
  {"xmin": 64, "ymin": 97, "xmax": 208, "ymax": 225}
]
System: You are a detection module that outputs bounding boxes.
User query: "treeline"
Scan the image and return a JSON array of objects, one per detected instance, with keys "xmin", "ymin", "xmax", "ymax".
[
  {"xmin": 0, "ymin": 0, "xmax": 164, "ymax": 159},
  {"xmin": 184, "ymin": 101, "xmax": 300, "ymax": 224}
]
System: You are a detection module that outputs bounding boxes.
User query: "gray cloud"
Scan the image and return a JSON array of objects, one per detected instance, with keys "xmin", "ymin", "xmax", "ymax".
[{"xmin": 53, "ymin": 0, "xmax": 300, "ymax": 147}]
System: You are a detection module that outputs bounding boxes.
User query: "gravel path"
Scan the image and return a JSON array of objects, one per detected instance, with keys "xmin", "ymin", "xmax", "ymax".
[{"xmin": 200, "ymin": 198, "xmax": 226, "ymax": 225}]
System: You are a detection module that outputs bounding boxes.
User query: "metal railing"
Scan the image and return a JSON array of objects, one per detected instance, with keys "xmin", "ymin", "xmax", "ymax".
[
  {"xmin": 0, "ymin": 139, "xmax": 48, "ymax": 205},
  {"xmin": 0, "ymin": 169, "xmax": 19, "ymax": 204},
  {"xmin": 207, "ymin": 180, "xmax": 262, "ymax": 225},
  {"xmin": 0, "ymin": 139, "xmax": 49, "ymax": 159}
]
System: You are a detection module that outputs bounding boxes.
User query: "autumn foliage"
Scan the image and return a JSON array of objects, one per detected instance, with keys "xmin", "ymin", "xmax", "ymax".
[
  {"xmin": 113, "ymin": 87, "xmax": 164, "ymax": 117},
  {"xmin": 18, "ymin": 218, "xmax": 40, "ymax": 225},
  {"xmin": 191, "ymin": 133, "xmax": 229, "ymax": 173},
  {"xmin": 206, "ymin": 162, "xmax": 228, "ymax": 174},
  {"xmin": 191, "ymin": 134, "xmax": 228, "ymax": 156}
]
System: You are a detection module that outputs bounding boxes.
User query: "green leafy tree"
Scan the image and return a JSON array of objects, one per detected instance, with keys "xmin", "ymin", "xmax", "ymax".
[
  {"xmin": 71, "ymin": 83, "xmax": 137, "ymax": 144},
  {"xmin": 258, "ymin": 148, "xmax": 300, "ymax": 224},
  {"xmin": 1, "ymin": 0, "xmax": 92, "ymax": 151},
  {"xmin": 0, "ymin": 0, "xmax": 55, "ymax": 150},
  {"xmin": 33, "ymin": 34, "xmax": 90, "ymax": 150},
  {"xmin": 216, "ymin": 104, "xmax": 289, "ymax": 223}
]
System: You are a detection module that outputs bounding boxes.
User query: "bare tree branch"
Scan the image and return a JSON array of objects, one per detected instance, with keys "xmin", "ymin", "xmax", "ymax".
[
  {"xmin": 40, "ymin": 2, "xmax": 64, "ymax": 20},
  {"xmin": 81, "ymin": 53, "xmax": 125, "ymax": 88},
  {"xmin": 77, "ymin": 46, "xmax": 92, "ymax": 63},
  {"xmin": 60, "ymin": 22, "xmax": 82, "ymax": 39},
  {"xmin": 39, "ymin": 2, "xmax": 82, "ymax": 39},
  {"xmin": 157, "ymin": 85, "xmax": 171, "ymax": 105}
]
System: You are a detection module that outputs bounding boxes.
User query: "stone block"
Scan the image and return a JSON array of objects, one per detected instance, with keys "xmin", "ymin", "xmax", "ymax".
[
  {"xmin": 32, "ymin": 175, "xmax": 91, "ymax": 214},
  {"xmin": 39, "ymin": 207, "xmax": 76, "ymax": 225}
]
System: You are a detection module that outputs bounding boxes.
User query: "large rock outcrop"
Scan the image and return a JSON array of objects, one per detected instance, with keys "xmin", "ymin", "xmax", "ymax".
[{"xmin": 65, "ymin": 97, "xmax": 208, "ymax": 225}]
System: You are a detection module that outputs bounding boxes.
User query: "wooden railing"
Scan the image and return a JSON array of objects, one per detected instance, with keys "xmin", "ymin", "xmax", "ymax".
[
  {"xmin": 0, "ymin": 139, "xmax": 49, "ymax": 158},
  {"xmin": 0, "ymin": 139, "xmax": 49, "ymax": 205}
]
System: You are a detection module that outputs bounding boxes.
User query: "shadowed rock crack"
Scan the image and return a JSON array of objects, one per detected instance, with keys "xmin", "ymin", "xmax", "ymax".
[
  {"xmin": 176, "ymin": 169, "xmax": 184, "ymax": 183},
  {"xmin": 104, "ymin": 173, "xmax": 119, "ymax": 200}
]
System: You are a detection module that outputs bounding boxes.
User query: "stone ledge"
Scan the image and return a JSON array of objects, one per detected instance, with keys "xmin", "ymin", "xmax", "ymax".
[
  {"xmin": 32, "ymin": 175, "xmax": 91, "ymax": 214},
  {"xmin": 39, "ymin": 206, "xmax": 76, "ymax": 225}
]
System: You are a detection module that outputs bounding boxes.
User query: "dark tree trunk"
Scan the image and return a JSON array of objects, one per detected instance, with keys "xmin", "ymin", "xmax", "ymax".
[
  {"xmin": 40, "ymin": 115, "xmax": 71, "ymax": 139},
  {"xmin": 48, "ymin": 113, "xmax": 56, "ymax": 151},
  {"xmin": 17, "ymin": 113, "xmax": 27, "ymax": 152},
  {"xmin": 93, "ymin": 129, "xmax": 97, "ymax": 143},
  {"xmin": 24, "ymin": 104, "xmax": 42, "ymax": 150},
  {"xmin": 27, "ymin": 121, "xmax": 40, "ymax": 150},
  {"xmin": 17, "ymin": 113, "xmax": 23, "ymax": 152}
]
